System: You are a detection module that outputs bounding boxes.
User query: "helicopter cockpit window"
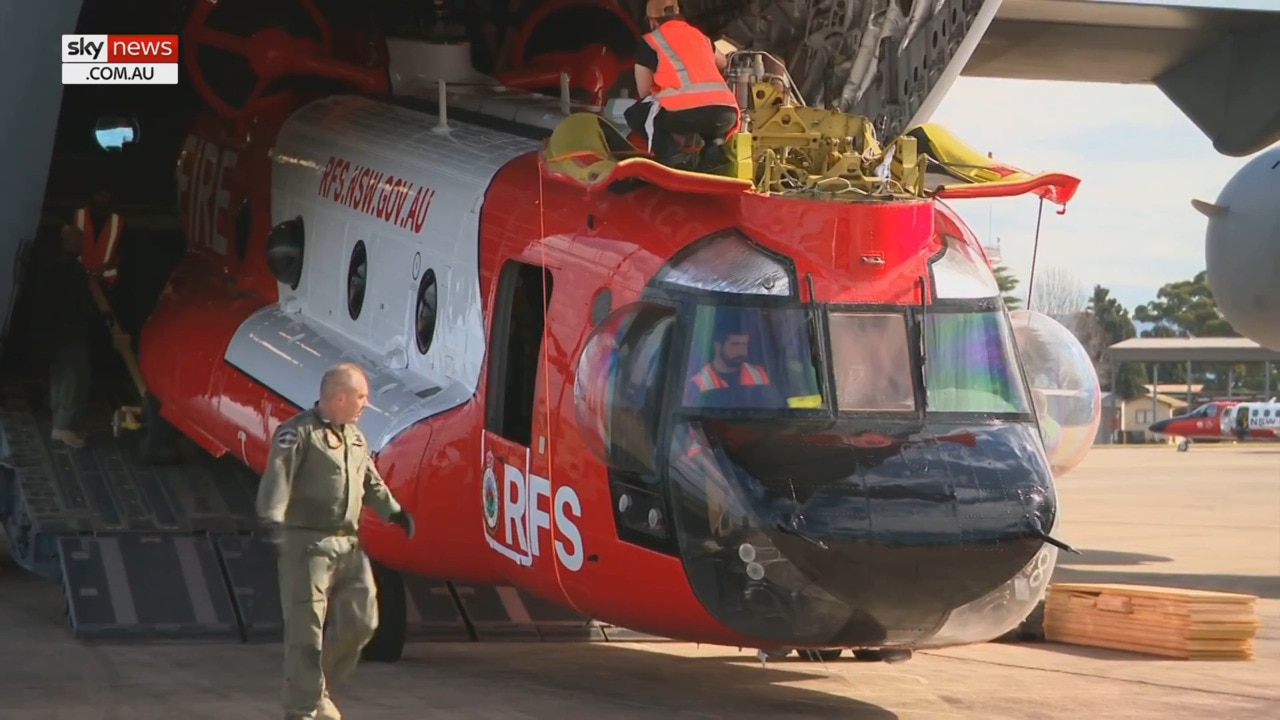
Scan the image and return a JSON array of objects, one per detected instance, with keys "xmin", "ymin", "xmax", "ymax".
[
  {"xmin": 931, "ymin": 233, "xmax": 1000, "ymax": 299},
  {"xmin": 574, "ymin": 302, "xmax": 677, "ymax": 474},
  {"xmin": 828, "ymin": 312, "xmax": 915, "ymax": 412},
  {"xmin": 925, "ymin": 307, "xmax": 1031, "ymax": 414},
  {"xmin": 1206, "ymin": 405, "xmax": 1219, "ymax": 417},
  {"xmin": 681, "ymin": 305, "xmax": 824, "ymax": 411},
  {"xmin": 654, "ymin": 229, "xmax": 792, "ymax": 296}
]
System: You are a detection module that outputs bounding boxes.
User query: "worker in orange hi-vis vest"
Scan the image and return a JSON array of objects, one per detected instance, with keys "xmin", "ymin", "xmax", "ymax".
[
  {"xmin": 684, "ymin": 315, "xmax": 772, "ymax": 406},
  {"xmin": 623, "ymin": 0, "xmax": 741, "ymax": 172},
  {"xmin": 69, "ymin": 186, "xmax": 124, "ymax": 290}
]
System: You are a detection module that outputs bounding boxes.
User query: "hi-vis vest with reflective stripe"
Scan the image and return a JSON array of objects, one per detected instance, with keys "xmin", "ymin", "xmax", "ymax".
[
  {"xmin": 644, "ymin": 20, "xmax": 740, "ymax": 114},
  {"xmin": 690, "ymin": 363, "xmax": 770, "ymax": 392},
  {"xmin": 73, "ymin": 207, "xmax": 122, "ymax": 283}
]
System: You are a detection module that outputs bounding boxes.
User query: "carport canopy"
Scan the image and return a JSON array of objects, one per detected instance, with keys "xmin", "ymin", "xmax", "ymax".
[{"xmin": 1108, "ymin": 338, "xmax": 1280, "ymax": 364}]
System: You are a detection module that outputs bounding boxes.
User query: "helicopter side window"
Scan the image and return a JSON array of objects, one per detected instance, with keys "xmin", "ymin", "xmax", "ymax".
[
  {"xmin": 681, "ymin": 305, "xmax": 824, "ymax": 411},
  {"xmin": 925, "ymin": 307, "xmax": 1031, "ymax": 414},
  {"xmin": 828, "ymin": 312, "xmax": 915, "ymax": 412},
  {"xmin": 1206, "ymin": 405, "xmax": 1218, "ymax": 417},
  {"xmin": 485, "ymin": 261, "xmax": 553, "ymax": 447},
  {"xmin": 574, "ymin": 302, "xmax": 676, "ymax": 475},
  {"xmin": 931, "ymin": 233, "xmax": 999, "ymax": 299}
]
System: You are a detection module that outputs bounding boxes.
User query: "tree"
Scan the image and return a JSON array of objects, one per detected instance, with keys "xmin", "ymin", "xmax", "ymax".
[
  {"xmin": 1030, "ymin": 267, "xmax": 1087, "ymax": 320},
  {"xmin": 993, "ymin": 264, "xmax": 1021, "ymax": 310},
  {"xmin": 1133, "ymin": 270, "xmax": 1236, "ymax": 338},
  {"xmin": 1133, "ymin": 270, "xmax": 1247, "ymax": 391},
  {"xmin": 1081, "ymin": 285, "xmax": 1148, "ymax": 399}
]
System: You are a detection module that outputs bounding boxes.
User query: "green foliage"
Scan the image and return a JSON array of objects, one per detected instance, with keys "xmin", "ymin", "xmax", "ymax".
[
  {"xmin": 1133, "ymin": 271, "xmax": 1236, "ymax": 338},
  {"xmin": 992, "ymin": 264, "xmax": 1021, "ymax": 309},
  {"xmin": 1083, "ymin": 285, "xmax": 1148, "ymax": 399},
  {"xmin": 1133, "ymin": 270, "xmax": 1252, "ymax": 392}
]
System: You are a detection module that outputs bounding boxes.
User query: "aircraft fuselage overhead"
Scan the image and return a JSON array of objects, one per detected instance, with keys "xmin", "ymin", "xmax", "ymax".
[{"xmin": 5, "ymin": 0, "xmax": 1280, "ymax": 350}]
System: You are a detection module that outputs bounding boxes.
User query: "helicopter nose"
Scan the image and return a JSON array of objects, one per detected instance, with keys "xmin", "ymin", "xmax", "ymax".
[
  {"xmin": 770, "ymin": 425, "xmax": 1056, "ymax": 644},
  {"xmin": 1148, "ymin": 418, "xmax": 1171, "ymax": 434}
]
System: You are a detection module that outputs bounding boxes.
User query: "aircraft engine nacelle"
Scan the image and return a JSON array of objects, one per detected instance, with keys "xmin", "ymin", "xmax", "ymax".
[
  {"xmin": 1009, "ymin": 309, "xmax": 1102, "ymax": 478},
  {"xmin": 1198, "ymin": 144, "xmax": 1280, "ymax": 350}
]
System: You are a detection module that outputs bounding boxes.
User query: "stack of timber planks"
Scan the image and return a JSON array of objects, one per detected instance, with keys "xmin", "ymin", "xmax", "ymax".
[{"xmin": 1044, "ymin": 583, "xmax": 1260, "ymax": 660}]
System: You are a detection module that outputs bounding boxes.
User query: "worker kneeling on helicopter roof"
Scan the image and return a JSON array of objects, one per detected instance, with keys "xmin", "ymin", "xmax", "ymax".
[{"xmin": 625, "ymin": 0, "xmax": 740, "ymax": 173}]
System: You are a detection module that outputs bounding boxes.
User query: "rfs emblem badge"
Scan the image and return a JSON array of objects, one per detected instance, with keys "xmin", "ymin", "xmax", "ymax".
[{"xmin": 482, "ymin": 451, "xmax": 500, "ymax": 535}]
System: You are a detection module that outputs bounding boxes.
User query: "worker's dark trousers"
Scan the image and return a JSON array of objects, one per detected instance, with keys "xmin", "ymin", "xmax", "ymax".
[
  {"xmin": 624, "ymin": 102, "xmax": 738, "ymax": 170},
  {"xmin": 50, "ymin": 330, "xmax": 91, "ymax": 432}
]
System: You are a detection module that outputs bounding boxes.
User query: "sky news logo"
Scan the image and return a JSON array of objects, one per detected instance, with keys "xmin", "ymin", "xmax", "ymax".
[{"xmin": 62, "ymin": 34, "xmax": 179, "ymax": 85}]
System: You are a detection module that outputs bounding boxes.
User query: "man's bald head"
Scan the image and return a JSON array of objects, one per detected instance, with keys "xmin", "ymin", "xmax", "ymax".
[{"xmin": 318, "ymin": 363, "xmax": 370, "ymax": 424}]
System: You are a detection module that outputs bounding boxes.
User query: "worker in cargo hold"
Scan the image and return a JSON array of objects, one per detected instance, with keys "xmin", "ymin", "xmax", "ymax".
[
  {"xmin": 47, "ymin": 225, "xmax": 97, "ymax": 449},
  {"xmin": 69, "ymin": 185, "xmax": 124, "ymax": 290},
  {"xmin": 256, "ymin": 363, "xmax": 415, "ymax": 720},
  {"xmin": 625, "ymin": 0, "xmax": 740, "ymax": 173}
]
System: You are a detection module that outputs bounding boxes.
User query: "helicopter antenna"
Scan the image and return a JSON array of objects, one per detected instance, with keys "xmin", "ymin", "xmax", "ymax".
[
  {"xmin": 432, "ymin": 79, "xmax": 451, "ymax": 134},
  {"xmin": 1024, "ymin": 196, "xmax": 1046, "ymax": 309}
]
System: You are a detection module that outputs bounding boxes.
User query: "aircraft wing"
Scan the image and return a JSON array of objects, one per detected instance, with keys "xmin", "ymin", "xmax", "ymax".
[
  {"xmin": 965, "ymin": 0, "xmax": 1280, "ymax": 157},
  {"xmin": 677, "ymin": 0, "xmax": 1280, "ymax": 157},
  {"xmin": 967, "ymin": 0, "xmax": 1278, "ymax": 85}
]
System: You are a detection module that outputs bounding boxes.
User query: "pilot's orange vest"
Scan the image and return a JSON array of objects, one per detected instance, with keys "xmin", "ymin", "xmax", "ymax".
[
  {"xmin": 644, "ymin": 20, "xmax": 740, "ymax": 116},
  {"xmin": 73, "ymin": 207, "xmax": 123, "ymax": 285},
  {"xmin": 690, "ymin": 363, "xmax": 770, "ymax": 392}
]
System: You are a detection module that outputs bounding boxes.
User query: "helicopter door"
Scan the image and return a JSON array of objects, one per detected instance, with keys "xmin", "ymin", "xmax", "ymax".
[{"xmin": 481, "ymin": 260, "xmax": 556, "ymax": 575}]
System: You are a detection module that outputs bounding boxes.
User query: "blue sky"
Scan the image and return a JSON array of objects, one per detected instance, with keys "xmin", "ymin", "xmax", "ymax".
[{"xmin": 929, "ymin": 77, "xmax": 1256, "ymax": 316}]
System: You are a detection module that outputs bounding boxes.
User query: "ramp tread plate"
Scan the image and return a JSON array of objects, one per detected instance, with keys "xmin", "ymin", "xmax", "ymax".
[
  {"xmin": 58, "ymin": 534, "xmax": 241, "ymax": 640},
  {"xmin": 403, "ymin": 575, "xmax": 472, "ymax": 641},
  {"xmin": 598, "ymin": 625, "xmax": 673, "ymax": 642},
  {"xmin": 449, "ymin": 583, "xmax": 594, "ymax": 642},
  {"xmin": 214, "ymin": 533, "xmax": 282, "ymax": 641},
  {"xmin": 536, "ymin": 623, "xmax": 607, "ymax": 642},
  {"xmin": 1, "ymin": 405, "xmax": 256, "ymax": 538}
]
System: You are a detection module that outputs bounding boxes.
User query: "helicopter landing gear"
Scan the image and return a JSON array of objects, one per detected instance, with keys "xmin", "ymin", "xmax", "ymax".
[
  {"xmin": 756, "ymin": 648, "xmax": 846, "ymax": 662},
  {"xmin": 1177, "ymin": 439, "xmax": 1191, "ymax": 452},
  {"xmin": 361, "ymin": 561, "xmax": 406, "ymax": 663}
]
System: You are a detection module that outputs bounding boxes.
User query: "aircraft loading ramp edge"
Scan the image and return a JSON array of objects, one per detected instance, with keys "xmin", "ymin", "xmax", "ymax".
[{"xmin": 0, "ymin": 384, "xmax": 650, "ymax": 644}]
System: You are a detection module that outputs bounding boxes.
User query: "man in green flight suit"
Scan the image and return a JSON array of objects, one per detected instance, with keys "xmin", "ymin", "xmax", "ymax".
[{"xmin": 256, "ymin": 362, "xmax": 415, "ymax": 720}]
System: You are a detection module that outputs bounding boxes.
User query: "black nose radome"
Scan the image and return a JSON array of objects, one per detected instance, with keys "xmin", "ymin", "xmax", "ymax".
[
  {"xmin": 670, "ymin": 420, "xmax": 1057, "ymax": 649},
  {"xmin": 1148, "ymin": 418, "xmax": 1171, "ymax": 433}
]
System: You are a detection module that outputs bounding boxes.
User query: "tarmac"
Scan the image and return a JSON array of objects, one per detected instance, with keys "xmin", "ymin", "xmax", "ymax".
[{"xmin": 1, "ymin": 445, "xmax": 1277, "ymax": 719}]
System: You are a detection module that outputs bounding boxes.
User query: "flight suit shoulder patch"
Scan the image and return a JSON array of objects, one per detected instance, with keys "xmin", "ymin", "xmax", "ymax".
[
  {"xmin": 351, "ymin": 433, "xmax": 365, "ymax": 447},
  {"xmin": 275, "ymin": 426, "xmax": 300, "ymax": 449}
]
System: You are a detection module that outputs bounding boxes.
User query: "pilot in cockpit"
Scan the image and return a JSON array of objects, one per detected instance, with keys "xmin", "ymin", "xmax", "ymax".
[{"xmin": 684, "ymin": 315, "xmax": 777, "ymax": 408}]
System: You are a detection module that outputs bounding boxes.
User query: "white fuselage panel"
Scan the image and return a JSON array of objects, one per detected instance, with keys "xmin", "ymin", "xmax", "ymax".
[{"xmin": 224, "ymin": 94, "xmax": 539, "ymax": 449}]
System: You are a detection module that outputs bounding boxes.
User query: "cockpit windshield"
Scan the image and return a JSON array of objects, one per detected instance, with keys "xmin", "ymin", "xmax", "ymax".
[
  {"xmin": 681, "ymin": 305, "xmax": 824, "ymax": 411},
  {"xmin": 1189, "ymin": 404, "xmax": 1218, "ymax": 418},
  {"xmin": 925, "ymin": 308, "xmax": 1031, "ymax": 414},
  {"xmin": 828, "ymin": 312, "xmax": 916, "ymax": 412}
]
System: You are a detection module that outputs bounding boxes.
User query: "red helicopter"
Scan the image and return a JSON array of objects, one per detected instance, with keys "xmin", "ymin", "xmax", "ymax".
[
  {"xmin": 131, "ymin": 0, "xmax": 1089, "ymax": 661},
  {"xmin": 1150, "ymin": 399, "xmax": 1280, "ymax": 451}
]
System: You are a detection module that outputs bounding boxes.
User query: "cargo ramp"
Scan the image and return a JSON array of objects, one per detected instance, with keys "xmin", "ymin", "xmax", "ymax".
[{"xmin": 0, "ymin": 382, "xmax": 655, "ymax": 645}]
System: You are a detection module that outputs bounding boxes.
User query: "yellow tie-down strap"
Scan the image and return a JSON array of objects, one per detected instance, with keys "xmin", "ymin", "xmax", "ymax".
[
  {"xmin": 909, "ymin": 123, "xmax": 1081, "ymax": 208},
  {"xmin": 85, "ymin": 273, "xmax": 147, "ymax": 397},
  {"xmin": 539, "ymin": 112, "xmax": 753, "ymax": 195}
]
